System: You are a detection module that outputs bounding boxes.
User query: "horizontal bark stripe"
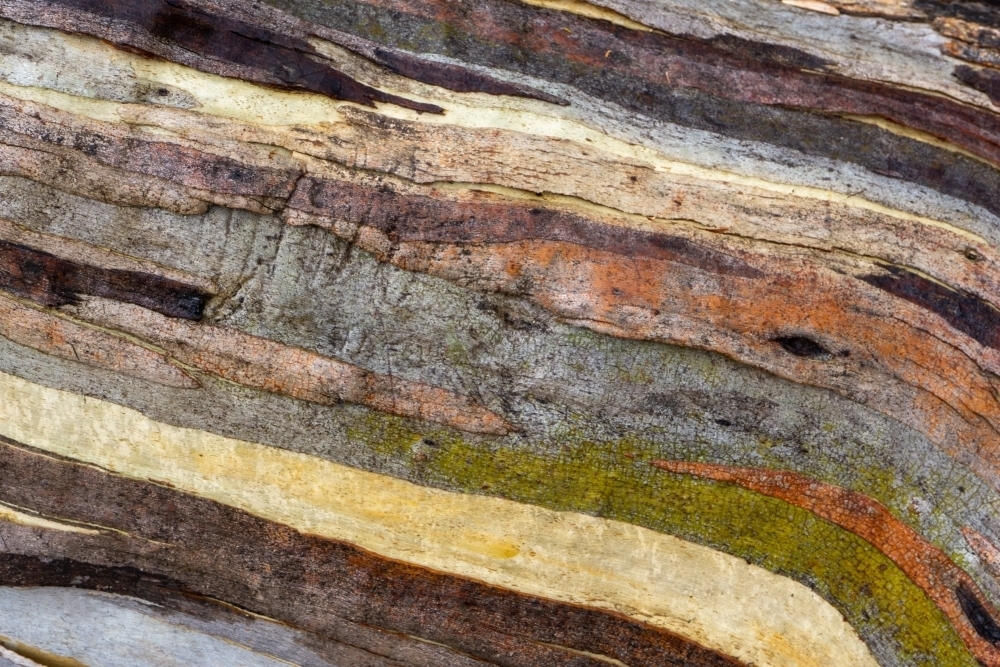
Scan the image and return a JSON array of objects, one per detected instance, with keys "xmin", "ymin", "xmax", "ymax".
[
  {"xmin": 68, "ymin": 297, "xmax": 510, "ymax": 434},
  {"xmin": 0, "ymin": 436, "xmax": 744, "ymax": 667},
  {"xmin": 289, "ymin": 172, "xmax": 1000, "ymax": 314},
  {"xmin": 0, "ymin": 370, "xmax": 880, "ymax": 667},
  {"xmin": 0, "ymin": 134, "xmax": 213, "ymax": 215},
  {"xmin": 267, "ymin": 0, "xmax": 1000, "ymax": 178},
  {"xmin": 0, "ymin": 292, "xmax": 197, "ymax": 388},
  {"xmin": 0, "ymin": 217, "xmax": 216, "ymax": 295},
  {"xmin": 651, "ymin": 460, "xmax": 1000, "ymax": 666},
  {"xmin": 0, "ymin": 240, "xmax": 208, "ymax": 320},
  {"xmin": 292, "ymin": 177, "xmax": 762, "ymax": 278}
]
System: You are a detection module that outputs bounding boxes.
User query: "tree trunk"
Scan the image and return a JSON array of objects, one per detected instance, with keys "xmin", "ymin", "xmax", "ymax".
[{"xmin": 1, "ymin": 0, "xmax": 999, "ymax": 665}]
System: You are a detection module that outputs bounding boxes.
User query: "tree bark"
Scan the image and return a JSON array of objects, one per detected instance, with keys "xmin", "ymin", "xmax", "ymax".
[{"xmin": 1, "ymin": 1, "xmax": 1000, "ymax": 665}]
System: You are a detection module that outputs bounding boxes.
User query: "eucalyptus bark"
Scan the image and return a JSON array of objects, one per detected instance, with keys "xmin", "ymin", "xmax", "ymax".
[{"xmin": 1, "ymin": 1, "xmax": 1000, "ymax": 666}]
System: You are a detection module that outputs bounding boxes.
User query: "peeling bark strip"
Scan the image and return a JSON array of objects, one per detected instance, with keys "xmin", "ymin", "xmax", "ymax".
[
  {"xmin": 4, "ymin": 0, "xmax": 441, "ymax": 114},
  {"xmin": 0, "ymin": 370, "xmax": 883, "ymax": 667},
  {"xmin": 268, "ymin": 0, "xmax": 1000, "ymax": 172},
  {"xmin": 0, "ymin": 437, "xmax": 744, "ymax": 667},
  {"xmin": 0, "ymin": 241, "xmax": 208, "ymax": 320},
  {"xmin": 0, "ymin": 292, "xmax": 197, "ymax": 388},
  {"xmin": 652, "ymin": 460, "xmax": 1000, "ymax": 665},
  {"xmin": 293, "ymin": 177, "xmax": 762, "ymax": 278},
  {"xmin": 70, "ymin": 298, "xmax": 511, "ymax": 434}
]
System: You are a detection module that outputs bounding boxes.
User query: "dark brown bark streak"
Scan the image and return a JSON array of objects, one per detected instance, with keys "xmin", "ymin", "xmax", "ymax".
[
  {"xmin": 2, "ymin": 0, "xmax": 447, "ymax": 113},
  {"xmin": 0, "ymin": 241, "xmax": 208, "ymax": 320},
  {"xmin": 0, "ymin": 436, "xmax": 746, "ymax": 667},
  {"xmin": 861, "ymin": 265, "xmax": 1000, "ymax": 351},
  {"xmin": 294, "ymin": 177, "xmax": 762, "ymax": 278},
  {"xmin": 955, "ymin": 65, "xmax": 1000, "ymax": 106},
  {"xmin": 0, "ymin": 96, "xmax": 302, "ymax": 200},
  {"xmin": 921, "ymin": 1, "xmax": 1000, "ymax": 31}
]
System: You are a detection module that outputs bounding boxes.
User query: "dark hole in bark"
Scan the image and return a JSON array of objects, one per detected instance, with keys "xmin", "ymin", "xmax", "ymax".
[
  {"xmin": 773, "ymin": 336, "xmax": 832, "ymax": 359},
  {"xmin": 957, "ymin": 581, "xmax": 1000, "ymax": 643}
]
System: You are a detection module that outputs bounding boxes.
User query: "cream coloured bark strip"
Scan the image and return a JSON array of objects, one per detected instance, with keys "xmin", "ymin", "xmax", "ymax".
[
  {"xmin": 0, "ymin": 501, "xmax": 99, "ymax": 536},
  {"xmin": 0, "ymin": 40, "xmax": 981, "ymax": 239},
  {"xmin": 0, "ymin": 369, "xmax": 878, "ymax": 667}
]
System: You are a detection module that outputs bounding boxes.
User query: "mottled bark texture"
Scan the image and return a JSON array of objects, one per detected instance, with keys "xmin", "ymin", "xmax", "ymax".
[{"xmin": 3, "ymin": 0, "xmax": 1000, "ymax": 666}]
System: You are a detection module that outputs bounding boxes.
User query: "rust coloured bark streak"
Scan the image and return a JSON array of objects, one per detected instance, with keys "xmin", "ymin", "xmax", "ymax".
[
  {"xmin": 651, "ymin": 459, "xmax": 1000, "ymax": 666},
  {"xmin": 0, "ymin": 437, "xmax": 747, "ymax": 667},
  {"xmin": 286, "ymin": 213, "xmax": 1000, "ymax": 488}
]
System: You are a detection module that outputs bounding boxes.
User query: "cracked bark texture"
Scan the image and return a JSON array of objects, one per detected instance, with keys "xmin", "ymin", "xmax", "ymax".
[{"xmin": 3, "ymin": 0, "xmax": 1000, "ymax": 665}]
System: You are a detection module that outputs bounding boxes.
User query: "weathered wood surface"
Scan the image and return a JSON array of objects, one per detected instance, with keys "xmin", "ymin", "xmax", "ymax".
[{"xmin": 3, "ymin": 0, "xmax": 1000, "ymax": 665}]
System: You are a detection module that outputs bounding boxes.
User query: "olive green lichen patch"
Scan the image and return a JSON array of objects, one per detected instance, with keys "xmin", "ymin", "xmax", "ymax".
[{"xmin": 347, "ymin": 415, "xmax": 977, "ymax": 667}]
